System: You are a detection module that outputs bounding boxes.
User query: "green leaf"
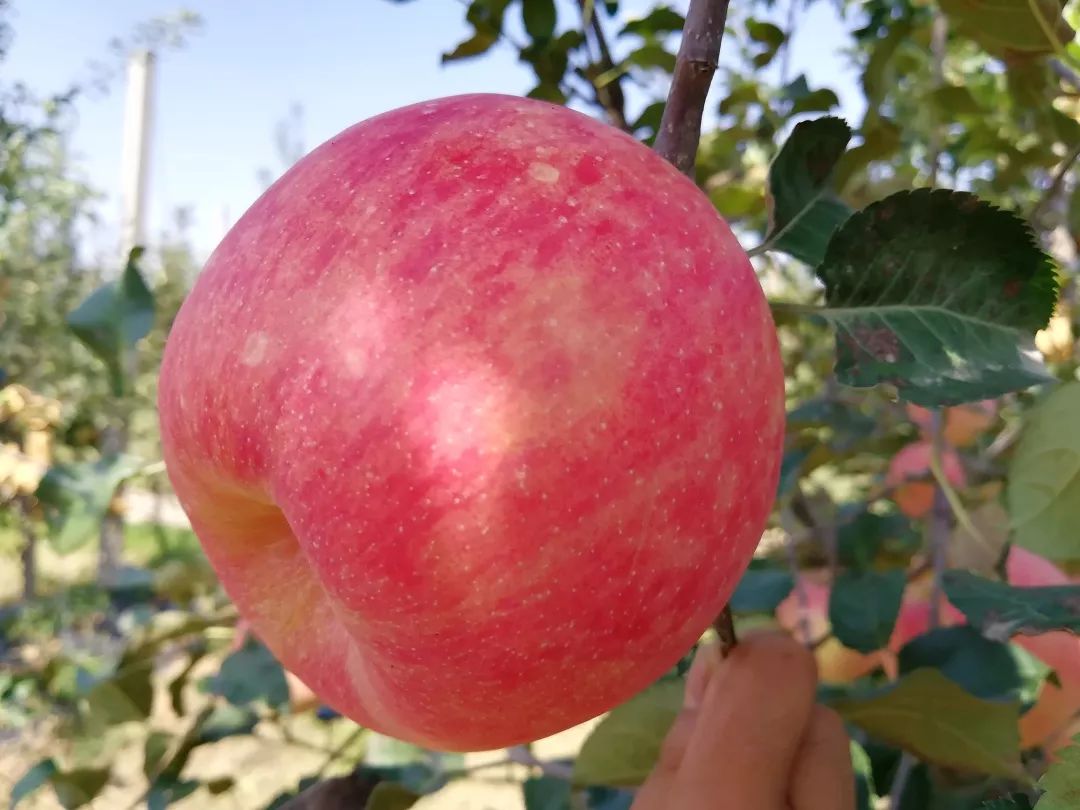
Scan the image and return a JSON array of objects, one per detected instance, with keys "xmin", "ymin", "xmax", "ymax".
[
  {"xmin": 940, "ymin": 0, "xmax": 1075, "ymax": 55},
  {"xmin": 1007, "ymin": 382, "xmax": 1080, "ymax": 562},
  {"xmin": 836, "ymin": 509, "xmax": 919, "ymax": 570},
  {"xmin": 730, "ymin": 567, "xmax": 794, "ymax": 614},
  {"xmin": 850, "ymin": 740, "xmax": 876, "ymax": 810},
  {"xmin": 1035, "ymin": 734, "xmax": 1080, "ymax": 808},
  {"xmin": 897, "ymin": 626, "xmax": 1051, "ymax": 710},
  {"xmin": 523, "ymin": 775, "xmax": 572, "ymax": 810},
  {"xmin": 573, "ymin": 680, "xmax": 682, "ymax": 787},
  {"xmin": 829, "ymin": 569, "xmax": 906, "ymax": 653},
  {"xmin": 206, "ymin": 777, "xmax": 234, "ymax": 795},
  {"xmin": 792, "ymin": 89, "xmax": 841, "ymax": 115},
  {"xmin": 759, "ymin": 116, "xmax": 853, "ymax": 266},
  {"xmin": 522, "ymin": 0, "xmax": 556, "ymax": 42},
  {"xmin": 195, "ymin": 703, "xmax": 259, "ymax": 743},
  {"xmin": 816, "ymin": 188, "xmax": 1059, "ymax": 406},
  {"xmin": 146, "ymin": 779, "xmax": 199, "ymax": 810},
  {"xmin": 67, "ymin": 246, "xmax": 155, "ymax": 396},
  {"xmin": 441, "ymin": 0, "xmax": 510, "ymax": 62},
  {"xmin": 206, "ymin": 637, "xmax": 289, "ymax": 709},
  {"xmin": 82, "ymin": 658, "xmax": 155, "ymax": 726},
  {"xmin": 828, "ymin": 668, "xmax": 1024, "ymax": 779},
  {"xmin": 942, "ymin": 570, "xmax": 1080, "ymax": 638},
  {"xmin": 746, "ymin": 20, "xmax": 785, "ymax": 68},
  {"xmin": 35, "ymin": 454, "xmax": 145, "ymax": 554},
  {"xmin": 10, "ymin": 759, "xmax": 57, "ymax": 808},
  {"xmin": 625, "ymin": 43, "xmax": 676, "ymax": 73},
  {"xmin": 144, "ymin": 732, "xmax": 171, "ymax": 780},
  {"xmin": 50, "ymin": 768, "xmax": 109, "ymax": 809},
  {"xmin": 928, "ymin": 84, "xmax": 983, "ymax": 116},
  {"xmin": 168, "ymin": 643, "xmax": 208, "ymax": 716},
  {"xmin": 747, "ymin": 19, "xmax": 785, "ymax": 48},
  {"xmin": 365, "ymin": 782, "xmax": 423, "ymax": 810},
  {"xmin": 621, "ymin": 7, "xmax": 684, "ymax": 36}
]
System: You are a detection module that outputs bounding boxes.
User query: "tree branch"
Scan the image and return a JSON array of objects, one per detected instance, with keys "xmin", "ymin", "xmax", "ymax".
[
  {"xmin": 927, "ymin": 410, "xmax": 951, "ymax": 629},
  {"xmin": 576, "ymin": 0, "xmax": 630, "ymax": 131},
  {"xmin": 653, "ymin": 0, "xmax": 731, "ymax": 177},
  {"xmin": 650, "ymin": 0, "xmax": 734, "ymax": 651},
  {"xmin": 1031, "ymin": 138, "xmax": 1080, "ymax": 224}
]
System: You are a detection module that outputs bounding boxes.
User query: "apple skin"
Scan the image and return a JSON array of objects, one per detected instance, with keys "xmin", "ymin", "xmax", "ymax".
[
  {"xmin": 778, "ymin": 548, "xmax": 1080, "ymax": 753},
  {"xmin": 158, "ymin": 94, "xmax": 785, "ymax": 751}
]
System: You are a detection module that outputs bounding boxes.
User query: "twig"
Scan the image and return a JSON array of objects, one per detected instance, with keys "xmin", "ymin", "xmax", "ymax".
[
  {"xmin": 927, "ymin": 410, "xmax": 951, "ymax": 629},
  {"xmin": 1031, "ymin": 139, "xmax": 1080, "ymax": 223},
  {"xmin": 786, "ymin": 528, "xmax": 814, "ymax": 648},
  {"xmin": 315, "ymin": 725, "xmax": 365, "ymax": 779},
  {"xmin": 927, "ymin": 14, "xmax": 948, "ymax": 187},
  {"xmin": 653, "ymin": 0, "xmax": 731, "ymax": 176},
  {"xmin": 1051, "ymin": 58, "xmax": 1080, "ymax": 92},
  {"xmin": 927, "ymin": 451, "xmax": 994, "ymax": 558},
  {"xmin": 507, "ymin": 745, "xmax": 574, "ymax": 780},
  {"xmin": 1027, "ymin": 0, "xmax": 1080, "ymax": 72},
  {"xmin": 650, "ymin": 0, "xmax": 734, "ymax": 652},
  {"xmin": 888, "ymin": 752, "xmax": 917, "ymax": 808},
  {"xmin": 576, "ymin": 0, "xmax": 630, "ymax": 131},
  {"xmin": 780, "ymin": 0, "xmax": 799, "ymax": 84}
]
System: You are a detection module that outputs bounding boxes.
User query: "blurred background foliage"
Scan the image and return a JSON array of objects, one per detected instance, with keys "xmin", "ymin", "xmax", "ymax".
[{"xmin": 1, "ymin": 0, "xmax": 1080, "ymax": 808}]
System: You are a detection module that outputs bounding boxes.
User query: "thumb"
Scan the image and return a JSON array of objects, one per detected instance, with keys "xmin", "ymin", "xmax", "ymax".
[{"xmin": 634, "ymin": 633, "xmax": 821, "ymax": 810}]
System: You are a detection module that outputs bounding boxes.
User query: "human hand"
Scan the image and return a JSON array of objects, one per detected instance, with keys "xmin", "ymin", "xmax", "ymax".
[{"xmin": 632, "ymin": 632, "xmax": 855, "ymax": 810}]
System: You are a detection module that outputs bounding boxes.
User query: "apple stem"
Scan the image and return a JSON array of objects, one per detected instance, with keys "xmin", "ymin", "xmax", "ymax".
[{"xmin": 653, "ymin": 0, "xmax": 731, "ymax": 177}]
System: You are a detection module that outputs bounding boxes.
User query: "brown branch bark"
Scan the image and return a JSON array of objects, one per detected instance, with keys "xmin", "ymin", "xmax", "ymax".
[
  {"xmin": 653, "ymin": 0, "xmax": 730, "ymax": 178},
  {"xmin": 652, "ymin": 0, "xmax": 734, "ymax": 653}
]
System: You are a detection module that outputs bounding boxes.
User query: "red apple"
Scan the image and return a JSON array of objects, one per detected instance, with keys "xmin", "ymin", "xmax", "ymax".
[
  {"xmin": 158, "ymin": 94, "xmax": 785, "ymax": 751},
  {"xmin": 886, "ymin": 440, "xmax": 967, "ymax": 519},
  {"xmin": 779, "ymin": 549, "xmax": 1080, "ymax": 753},
  {"xmin": 905, "ymin": 400, "xmax": 997, "ymax": 448}
]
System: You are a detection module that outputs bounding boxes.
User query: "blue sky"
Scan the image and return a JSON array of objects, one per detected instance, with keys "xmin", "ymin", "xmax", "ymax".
[{"xmin": 6, "ymin": 0, "xmax": 860, "ymax": 262}]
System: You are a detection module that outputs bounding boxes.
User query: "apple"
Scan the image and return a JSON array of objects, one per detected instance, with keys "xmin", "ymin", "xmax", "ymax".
[
  {"xmin": 774, "ymin": 572, "xmax": 895, "ymax": 682},
  {"xmin": 158, "ymin": 94, "xmax": 785, "ymax": 751},
  {"xmin": 885, "ymin": 440, "xmax": 967, "ymax": 519},
  {"xmin": 777, "ymin": 548, "xmax": 1080, "ymax": 753},
  {"xmin": 905, "ymin": 401, "xmax": 997, "ymax": 448}
]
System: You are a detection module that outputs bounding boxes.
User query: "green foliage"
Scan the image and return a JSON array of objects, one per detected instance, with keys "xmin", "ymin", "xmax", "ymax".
[
  {"xmin": 829, "ymin": 569, "xmax": 906, "ymax": 653},
  {"xmin": 943, "ymin": 570, "xmax": 1080, "ymax": 638},
  {"xmin": 1035, "ymin": 735, "xmax": 1080, "ymax": 808},
  {"xmin": 66, "ymin": 247, "xmax": 156, "ymax": 397},
  {"xmin": 829, "ymin": 668, "xmax": 1025, "ymax": 779},
  {"xmin": 730, "ymin": 563, "xmax": 794, "ymax": 613},
  {"xmin": 757, "ymin": 116, "xmax": 853, "ymax": 265},
  {"xmin": 897, "ymin": 627, "xmax": 1052, "ymax": 709},
  {"xmin": 816, "ymin": 188, "xmax": 1058, "ymax": 405},
  {"xmin": 523, "ymin": 775, "xmax": 573, "ymax": 810},
  {"xmin": 851, "ymin": 739, "xmax": 877, "ymax": 810},
  {"xmin": 204, "ymin": 636, "xmax": 290, "ymax": 710},
  {"xmin": 939, "ymin": 0, "xmax": 1075, "ymax": 56},
  {"xmin": 1006, "ymin": 382, "xmax": 1080, "ymax": 561},
  {"xmin": 34, "ymin": 454, "xmax": 145, "ymax": 553},
  {"xmin": 572, "ymin": 679, "xmax": 682, "ymax": 787},
  {"xmin": 366, "ymin": 782, "xmax": 423, "ymax": 810}
]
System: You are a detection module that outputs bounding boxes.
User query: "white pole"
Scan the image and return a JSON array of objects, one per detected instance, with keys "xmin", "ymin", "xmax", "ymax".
[{"xmin": 119, "ymin": 49, "xmax": 155, "ymax": 257}]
